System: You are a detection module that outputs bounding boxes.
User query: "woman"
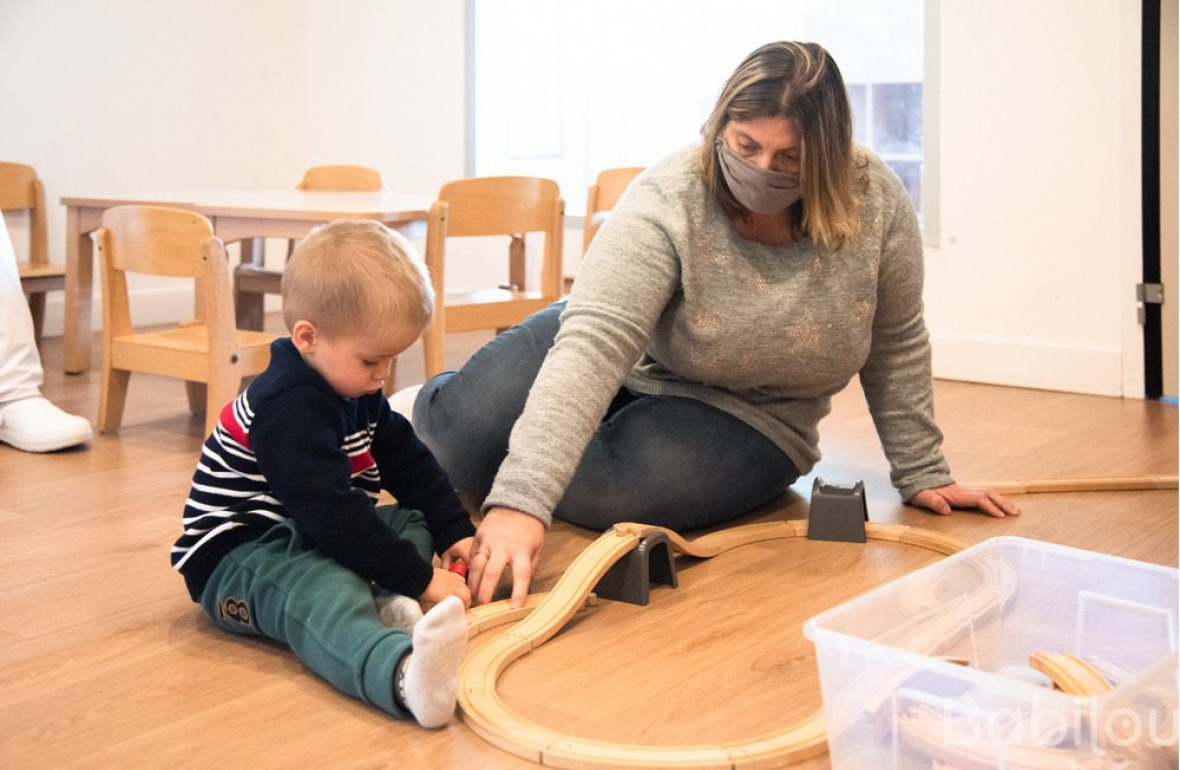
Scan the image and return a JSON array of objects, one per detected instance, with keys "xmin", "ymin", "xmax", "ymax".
[{"xmin": 413, "ymin": 41, "xmax": 1019, "ymax": 608}]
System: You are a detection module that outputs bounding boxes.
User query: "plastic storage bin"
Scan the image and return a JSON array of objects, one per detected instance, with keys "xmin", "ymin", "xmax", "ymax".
[{"xmin": 804, "ymin": 536, "xmax": 1178, "ymax": 769}]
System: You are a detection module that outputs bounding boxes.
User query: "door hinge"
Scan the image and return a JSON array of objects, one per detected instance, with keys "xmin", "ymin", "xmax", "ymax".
[{"xmin": 1137, "ymin": 282, "xmax": 1165, "ymax": 324}]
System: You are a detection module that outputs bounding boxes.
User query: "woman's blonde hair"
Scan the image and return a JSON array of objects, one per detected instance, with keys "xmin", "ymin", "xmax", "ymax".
[
  {"xmin": 281, "ymin": 219, "xmax": 434, "ymax": 339},
  {"xmin": 701, "ymin": 41, "xmax": 862, "ymax": 250}
]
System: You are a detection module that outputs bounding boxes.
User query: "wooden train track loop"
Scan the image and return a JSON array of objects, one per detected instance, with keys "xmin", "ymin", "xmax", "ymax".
[{"xmin": 458, "ymin": 520, "xmax": 973, "ymax": 769}]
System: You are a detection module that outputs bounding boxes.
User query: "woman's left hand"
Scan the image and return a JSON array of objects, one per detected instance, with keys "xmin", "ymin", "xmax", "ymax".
[{"xmin": 910, "ymin": 484, "xmax": 1021, "ymax": 518}]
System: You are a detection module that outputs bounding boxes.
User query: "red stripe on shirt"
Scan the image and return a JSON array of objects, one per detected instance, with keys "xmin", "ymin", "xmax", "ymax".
[
  {"xmin": 220, "ymin": 400, "xmax": 250, "ymax": 448},
  {"xmin": 350, "ymin": 449, "xmax": 374, "ymax": 475}
]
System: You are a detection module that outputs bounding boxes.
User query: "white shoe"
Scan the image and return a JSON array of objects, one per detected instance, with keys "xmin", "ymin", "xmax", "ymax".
[
  {"xmin": 388, "ymin": 384, "xmax": 423, "ymax": 424},
  {"xmin": 0, "ymin": 396, "xmax": 93, "ymax": 453}
]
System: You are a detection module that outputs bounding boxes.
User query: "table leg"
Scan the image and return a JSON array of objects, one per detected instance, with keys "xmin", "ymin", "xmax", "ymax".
[
  {"xmin": 63, "ymin": 206, "xmax": 93, "ymax": 373},
  {"xmin": 234, "ymin": 237, "xmax": 266, "ymax": 330}
]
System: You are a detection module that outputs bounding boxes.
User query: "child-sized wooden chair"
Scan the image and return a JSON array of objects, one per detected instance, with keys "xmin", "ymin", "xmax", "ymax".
[
  {"xmin": 96, "ymin": 205, "xmax": 275, "ymax": 435},
  {"xmin": 296, "ymin": 164, "xmax": 388, "ymax": 193},
  {"xmin": 582, "ymin": 166, "xmax": 644, "ymax": 254},
  {"xmin": 234, "ymin": 164, "xmax": 389, "ymax": 326},
  {"xmin": 0, "ymin": 162, "xmax": 66, "ymax": 342},
  {"xmin": 565, "ymin": 166, "xmax": 644, "ymax": 292},
  {"xmin": 422, "ymin": 176, "xmax": 564, "ymax": 377}
]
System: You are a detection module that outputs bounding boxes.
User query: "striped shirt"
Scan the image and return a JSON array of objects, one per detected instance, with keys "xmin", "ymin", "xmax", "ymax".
[{"xmin": 172, "ymin": 339, "xmax": 474, "ymax": 601}]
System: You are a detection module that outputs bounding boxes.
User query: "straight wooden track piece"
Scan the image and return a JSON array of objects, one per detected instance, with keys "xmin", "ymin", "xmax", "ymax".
[{"xmin": 978, "ymin": 475, "xmax": 1179, "ymax": 495}]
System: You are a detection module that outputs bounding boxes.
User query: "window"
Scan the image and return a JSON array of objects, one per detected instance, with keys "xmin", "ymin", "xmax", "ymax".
[
  {"xmin": 849, "ymin": 82, "xmax": 924, "ymax": 211},
  {"xmin": 470, "ymin": 0, "xmax": 926, "ymax": 218}
]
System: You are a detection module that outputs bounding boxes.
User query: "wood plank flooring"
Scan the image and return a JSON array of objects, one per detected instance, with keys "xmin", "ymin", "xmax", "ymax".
[{"xmin": 1, "ymin": 327, "xmax": 1175, "ymax": 769}]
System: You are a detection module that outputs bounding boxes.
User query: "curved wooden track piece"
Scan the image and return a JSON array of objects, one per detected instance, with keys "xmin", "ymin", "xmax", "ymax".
[
  {"xmin": 459, "ymin": 520, "xmax": 972, "ymax": 769},
  {"xmin": 1028, "ymin": 651, "xmax": 1112, "ymax": 696}
]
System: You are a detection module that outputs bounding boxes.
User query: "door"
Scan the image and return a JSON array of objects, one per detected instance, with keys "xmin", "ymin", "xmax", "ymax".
[{"xmin": 1144, "ymin": 0, "xmax": 1178, "ymax": 399}]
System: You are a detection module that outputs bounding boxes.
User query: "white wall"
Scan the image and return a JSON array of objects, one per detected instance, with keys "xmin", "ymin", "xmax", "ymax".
[
  {"xmin": 0, "ymin": 0, "xmax": 1150, "ymax": 397},
  {"xmin": 302, "ymin": 0, "xmax": 467, "ymax": 195},
  {"xmin": 0, "ymin": 0, "xmax": 472, "ymax": 332},
  {"xmin": 0, "ymin": 0, "xmax": 307, "ymax": 325}
]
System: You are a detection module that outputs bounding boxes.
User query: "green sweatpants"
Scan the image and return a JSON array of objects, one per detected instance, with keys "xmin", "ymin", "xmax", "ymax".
[{"xmin": 200, "ymin": 505, "xmax": 433, "ymax": 718}]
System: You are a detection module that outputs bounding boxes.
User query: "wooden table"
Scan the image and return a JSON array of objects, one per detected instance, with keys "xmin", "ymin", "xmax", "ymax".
[{"xmin": 60, "ymin": 191, "xmax": 431, "ymax": 373}]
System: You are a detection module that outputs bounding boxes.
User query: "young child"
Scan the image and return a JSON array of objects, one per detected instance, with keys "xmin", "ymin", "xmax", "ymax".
[{"xmin": 171, "ymin": 220, "xmax": 475, "ymax": 728}]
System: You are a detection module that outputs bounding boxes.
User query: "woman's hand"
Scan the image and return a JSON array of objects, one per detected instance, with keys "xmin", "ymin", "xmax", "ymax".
[
  {"xmin": 467, "ymin": 507, "xmax": 546, "ymax": 608},
  {"xmin": 910, "ymin": 484, "xmax": 1021, "ymax": 518}
]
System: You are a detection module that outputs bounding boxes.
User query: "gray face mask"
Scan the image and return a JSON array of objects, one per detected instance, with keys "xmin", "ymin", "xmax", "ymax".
[{"xmin": 715, "ymin": 138, "xmax": 803, "ymax": 214}]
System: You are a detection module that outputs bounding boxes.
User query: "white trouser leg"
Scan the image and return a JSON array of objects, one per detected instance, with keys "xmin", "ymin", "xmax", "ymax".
[
  {"xmin": 0, "ymin": 216, "xmax": 92, "ymax": 452},
  {"xmin": 0, "ymin": 216, "xmax": 44, "ymax": 404}
]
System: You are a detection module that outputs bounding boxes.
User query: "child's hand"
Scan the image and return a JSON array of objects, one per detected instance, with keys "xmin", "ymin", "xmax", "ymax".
[
  {"xmin": 421, "ymin": 567, "xmax": 471, "ymax": 609},
  {"xmin": 442, "ymin": 537, "xmax": 475, "ymax": 572}
]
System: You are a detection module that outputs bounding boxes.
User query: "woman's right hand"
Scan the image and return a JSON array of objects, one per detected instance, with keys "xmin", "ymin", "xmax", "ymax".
[{"xmin": 467, "ymin": 507, "xmax": 546, "ymax": 608}]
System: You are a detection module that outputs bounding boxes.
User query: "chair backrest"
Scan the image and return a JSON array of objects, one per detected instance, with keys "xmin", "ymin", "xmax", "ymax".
[
  {"xmin": 437, "ymin": 176, "xmax": 562, "ymax": 237},
  {"xmin": 430, "ymin": 175, "xmax": 564, "ymax": 299},
  {"xmin": 100, "ymin": 206, "xmax": 219, "ymax": 278},
  {"xmin": 583, "ymin": 166, "xmax": 644, "ymax": 253},
  {"xmin": 97, "ymin": 206, "xmax": 235, "ymax": 348},
  {"xmin": 0, "ymin": 161, "xmax": 47, "ymax": 263},
  {"xmin": 297, "ymin": 164, "xmax": 388, "ymax": 192}
]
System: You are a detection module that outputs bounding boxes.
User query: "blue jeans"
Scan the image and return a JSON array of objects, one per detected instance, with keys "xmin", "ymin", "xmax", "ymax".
[{"xmin": 413, "ymin": 302, "xmax": 799, "ymax": 531}]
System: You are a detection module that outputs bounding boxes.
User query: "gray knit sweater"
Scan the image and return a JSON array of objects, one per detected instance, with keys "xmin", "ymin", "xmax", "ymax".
[{"xmin": 486, "ymin": 143, "xmax": 953, "ymax": 525}]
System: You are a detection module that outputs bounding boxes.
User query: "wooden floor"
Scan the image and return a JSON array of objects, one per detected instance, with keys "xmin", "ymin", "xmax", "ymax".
[{"xmin": 1, "ymin": 327, "xmax": 1176, "ymax": 769}]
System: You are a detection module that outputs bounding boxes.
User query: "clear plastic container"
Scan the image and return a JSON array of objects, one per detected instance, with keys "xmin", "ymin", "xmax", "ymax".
[{"xmin": 803, "ymin": 536, "xmax": 1178, "ymax": 769}]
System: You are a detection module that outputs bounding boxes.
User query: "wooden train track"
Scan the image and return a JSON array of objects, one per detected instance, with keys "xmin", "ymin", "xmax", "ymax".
[
  {"xmin": 980, "ymin": 475, "xmax": 1178, "ymax": 495},
  {"xmin": 458, "ymin": 519, "xmax": 973, "ymax": 769},
  {"xmin": 896, "ymin": 653, "xmax": 1121, "ymax": 770},
  {"xmin": 1028, "ymin": 651, "xmax": 1113, "ymax": 697}
]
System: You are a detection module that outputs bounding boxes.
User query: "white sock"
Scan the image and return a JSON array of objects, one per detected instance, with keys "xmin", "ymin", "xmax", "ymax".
[
  {"xmin": 374, "ymin": 589, "xmax": 424, "ymax": 633},
  {"xmin": 400, "ymin": 595, "xmax": 467, "ymax": 728}
]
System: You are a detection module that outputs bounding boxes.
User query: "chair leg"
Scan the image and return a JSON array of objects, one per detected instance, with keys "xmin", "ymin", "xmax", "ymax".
[
  {"xmin": 423, "ymin": 326, "xmax": 446, "ymax": 379},
  {"xmin": 204, "ymin": 372, "xmax": 240, "ymax": 436},
  {"xmin": 185, "ymin": 381, "xmax": 207, "ymax": 418},
  {"xmin": 26, "ymin": 291, "xmax": 47, "ymax": 343},
  {"xmin": 382, "ymin": 356, "xmax": 399, "ymax": 397},
  {"xmin": 98, "ymin": 368, "xmax": 131, "ymax": 433}
]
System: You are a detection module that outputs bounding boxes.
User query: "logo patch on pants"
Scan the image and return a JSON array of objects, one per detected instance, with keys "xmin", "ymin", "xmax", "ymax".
[{"xmin": 218, "ymin": 596, "xmax": 254, "ymax": 630}]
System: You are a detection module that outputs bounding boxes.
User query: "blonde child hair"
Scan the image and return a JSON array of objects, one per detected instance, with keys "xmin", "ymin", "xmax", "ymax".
[{"xmin": 281, "ymin": 219, "xmax": 434, "ymax": 339}]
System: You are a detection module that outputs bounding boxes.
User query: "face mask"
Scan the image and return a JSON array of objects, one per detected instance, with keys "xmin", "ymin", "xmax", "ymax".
[{"xmin": 715, "ymin": 138, "xmax": 803, "ymax": 214}]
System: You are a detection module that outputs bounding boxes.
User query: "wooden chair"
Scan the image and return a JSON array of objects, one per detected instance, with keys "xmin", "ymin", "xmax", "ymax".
[
  {"xmin": 422, "ymin": 176, "xmax": 564, "ymax": 377},
  {"xmin": 96, "ymin": 205, "xmax": 275, "ymax": 435},
  {"xmin": 582, "ymin": 166, "xmax": 644, "ymax": 253},
  {"xmin": 0, "ymin": 162, "xmax": 66, "ymax": 341},
  {"xmin": 567, "ymin": 166, "xmax": 644, "ymax": 291},
  {"xmin": 296, "ymin": 164, "xmax": 388, "ymax": 193},
  {"xmin": 234, "ymin": 164, "xmax": 388, "ymax": 325}
]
